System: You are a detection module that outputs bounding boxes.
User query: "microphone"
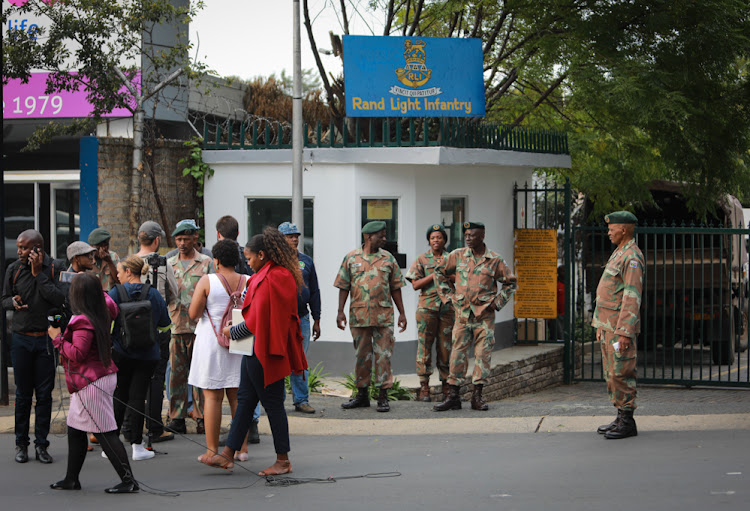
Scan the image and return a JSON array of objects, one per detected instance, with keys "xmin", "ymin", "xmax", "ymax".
[{"xmin": 47, "ymin": 308, "xmax": 64, "ymax": 328}]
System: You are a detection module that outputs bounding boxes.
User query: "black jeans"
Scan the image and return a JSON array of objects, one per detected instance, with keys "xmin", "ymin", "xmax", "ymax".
[
  {"xmin": 11, "ymin": 333, "xmax": 55, "ymax": 448},
  {"xmin": 112, "ymin": 352, "xmax": 157, "ymax": 445},
  {"xmin": 145, "ymin": 331, "xmax": 171, "ymax": 435},
  {"xmin": 227, "ymin": 355, "xmax": 289, "ymax": 454}
]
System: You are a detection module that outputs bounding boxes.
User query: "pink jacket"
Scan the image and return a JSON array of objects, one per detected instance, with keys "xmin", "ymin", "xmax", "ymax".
[{"xmin": 52, "ymin": 294, "xmax": 119, "ymax": 393}]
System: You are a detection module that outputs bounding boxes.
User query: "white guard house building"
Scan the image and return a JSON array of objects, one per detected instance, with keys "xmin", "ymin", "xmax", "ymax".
[{"xmin": 201, "ymin": 118, "xmax": 572, "ymax": 375}]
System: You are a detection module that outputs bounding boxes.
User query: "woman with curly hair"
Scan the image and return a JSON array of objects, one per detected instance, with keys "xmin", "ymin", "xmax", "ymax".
[{"xmin": 204, "ymin": 227, "xmax": 307, "ymax": 476}]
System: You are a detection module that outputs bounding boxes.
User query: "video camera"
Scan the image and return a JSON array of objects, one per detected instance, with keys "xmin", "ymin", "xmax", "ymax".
[{"xmin": 147, "ymin": 253, "xmax": 167, "ymax": 268}]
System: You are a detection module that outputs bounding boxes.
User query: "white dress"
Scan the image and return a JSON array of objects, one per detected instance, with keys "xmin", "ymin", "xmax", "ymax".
[{"xmin": 188, "ymin": 273, "xmax": 244, "ymax": 389}]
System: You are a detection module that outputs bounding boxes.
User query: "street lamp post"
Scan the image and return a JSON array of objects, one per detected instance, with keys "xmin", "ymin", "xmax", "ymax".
[{"xmin": 292, "ymin": 0, "xmax": 304, "ymax": 248}]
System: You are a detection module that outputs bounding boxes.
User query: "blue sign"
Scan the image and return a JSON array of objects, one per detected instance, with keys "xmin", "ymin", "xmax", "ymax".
[{"xmin": 343, "ymin": 35, "xmax": 485, "ymax": 117}]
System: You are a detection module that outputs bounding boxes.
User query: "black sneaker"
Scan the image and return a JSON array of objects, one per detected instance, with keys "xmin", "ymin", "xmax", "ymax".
[
  {"xmin": 149, "ymin": 431, "xmax": 175, "ymax": 443},
  {"xmin": 165, "ymin": 418, "xmax": 186, "ymax": 434}
]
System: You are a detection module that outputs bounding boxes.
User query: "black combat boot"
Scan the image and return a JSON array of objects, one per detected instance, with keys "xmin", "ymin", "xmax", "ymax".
[
  {"xmin": 604, "ymin": 410, "xmax": 637, "ymax": 439},
  {"xmin": 376, "ymin": 388, "xmax": 391, "ymax": 412},
  {"xmin": 418, "ymin": 381, "xmax": 431, "ymax": 402},
  {"xmin": 597, "ymin": 409, "xmax": 623, "ymax": 434},
  {"xmin": 470, "ymin": 384, "xmax": 489, "ymax": 411},
  {"xmin": 433, "ymin": 385, "xmax": 461, "ymax": 411},
  {"xmin": 441, "ymin": 381, "xmax": 450, "ymax": 401},
  {"xmin": 341, "ymin": 387, "xmax": 370, "ymax": 409}
]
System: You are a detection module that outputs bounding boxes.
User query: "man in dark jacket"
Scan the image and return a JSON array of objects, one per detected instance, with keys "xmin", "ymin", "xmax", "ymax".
[{"xmin": 2, "ymin": 230, "xmax": 65, "ymax": 464}]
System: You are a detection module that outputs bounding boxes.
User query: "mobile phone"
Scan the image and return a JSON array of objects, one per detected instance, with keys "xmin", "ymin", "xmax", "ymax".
[{"xmin": 59, "ymin": 271, "xmax": 76, "ymax": 284}]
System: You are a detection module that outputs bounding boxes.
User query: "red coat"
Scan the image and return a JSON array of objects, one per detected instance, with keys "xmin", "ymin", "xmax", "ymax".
[{"xmin": 242, "ymin": 261, "xmax": 308, "ymax": 387}]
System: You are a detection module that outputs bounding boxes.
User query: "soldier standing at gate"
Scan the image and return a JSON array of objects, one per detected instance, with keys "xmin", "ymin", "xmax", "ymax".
[
  {"xmin": 405, "ymin": 224, "xmax": 455, "ymax": 402},
  {"xmin": 335, "ymin": 221, "xmax": 407, "ymax": 413},
  {"xmin": 593, "ymin": 211, "xmax": 644, "ymax": 439},
  {"xmin": 433, "ymin": 222, "xmax": 516, "ymax": 412}
]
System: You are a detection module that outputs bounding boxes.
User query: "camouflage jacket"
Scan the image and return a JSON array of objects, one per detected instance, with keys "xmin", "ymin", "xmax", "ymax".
[
  {"xmin": 334, "ymin": 248, "xmax": 405, "ymax": 327},
  {"xmin": 168, "ymin": 251, "xmax": 214, "ymax": 334},
  {"xmin": 435, "ymin": 247, "xmax": 515, "ymax": 322},
  {"xmin": 405, "ymin": 250, "xmax": 450, "ymax": 311},
  {"xmin": 92, "ymin": 251, "xmax": 120, "ymax": 291},
  {"xmin": 591, "ymin": 238, "xmax": 645, "ymax": 338}
]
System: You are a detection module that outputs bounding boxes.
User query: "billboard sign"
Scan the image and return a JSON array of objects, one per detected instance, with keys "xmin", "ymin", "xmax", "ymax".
[{"xmin": 343, "ymin": 35, "xmax": 485, "ymax": 117}]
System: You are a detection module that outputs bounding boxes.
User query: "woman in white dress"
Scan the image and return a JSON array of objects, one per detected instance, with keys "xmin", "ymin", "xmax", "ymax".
[{"xmin": 188, "ymin": 239, "xmax": 248, "ymax": 463}]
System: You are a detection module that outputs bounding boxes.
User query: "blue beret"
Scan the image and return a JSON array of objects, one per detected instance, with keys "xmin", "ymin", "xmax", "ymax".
[{"xmin": 362, "ymin": 221, "xmax": 387, "ymax": 234}]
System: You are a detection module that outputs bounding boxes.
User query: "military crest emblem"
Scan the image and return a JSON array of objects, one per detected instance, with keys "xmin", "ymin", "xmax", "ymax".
[{"xmin": 395, "ymin": 39, "xmax": 431, "ymax": 88}]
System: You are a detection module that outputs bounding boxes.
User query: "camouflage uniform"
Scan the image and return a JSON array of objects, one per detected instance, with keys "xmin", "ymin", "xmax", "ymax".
[
  {"xmin": 92, "ymin": 251, "xmax": 120, "ymax": 291},
  {"xmin": 167, "ymin": 252, "xmax": 214, "ymax": 419},
  {"xmin": 334, "ymin": 248, "xmax": 405, "ymax": 389},
  {"xmin": 435, "ymin": 248, "xmax": 515, "ymax": 386},
  {"xmin": 405, "ymin": 250, "xmax": 454, "ymax": 383},
  {"xmin": 592, "ymin": 238, "xmax": 644, "ymax": 411}
]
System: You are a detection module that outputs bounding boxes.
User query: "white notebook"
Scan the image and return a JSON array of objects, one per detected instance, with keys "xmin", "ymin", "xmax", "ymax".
[{"xmin": 229, "ymin": 308, "xmax": 254, "ymax": 356}]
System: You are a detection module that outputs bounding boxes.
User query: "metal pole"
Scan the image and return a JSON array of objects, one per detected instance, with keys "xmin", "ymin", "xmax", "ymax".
[
  {"xmin": 0, "ymin": 164, "xmax": 8, "ymax": 405},
  {"xmin": 292, "ymin": 0, "xmax": 304, "ymax": 248}
]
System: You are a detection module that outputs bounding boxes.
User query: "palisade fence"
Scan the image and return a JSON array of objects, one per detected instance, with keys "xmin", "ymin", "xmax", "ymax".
[
  {"xmin": 202, "ymin": 117, "xmax": 569, "ymax": 154},
  {"xmin": 576, "ymin": 223, "xmax": 750, "ymax": 387}
]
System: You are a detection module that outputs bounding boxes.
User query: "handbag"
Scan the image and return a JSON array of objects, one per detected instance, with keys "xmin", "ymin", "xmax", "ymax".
[{"xmin": 206, "ymin": 273, "xmax": 247, "ymax": 348}]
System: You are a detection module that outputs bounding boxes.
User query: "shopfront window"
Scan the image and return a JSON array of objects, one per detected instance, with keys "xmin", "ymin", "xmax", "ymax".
[
  {"xmin": 441, "ymin": 197, "xmax": 466, "ymax": 251},
  {"xmin": 3, "ymin": 183, "xmax": 35, "ymax": 268},
  {"xmin": 247, "ymin": 198, "xmax": 314, "ymax": 256},
  {"xmin": 54, "ymin": 188, "xmax": 80, "ymax": 261}
]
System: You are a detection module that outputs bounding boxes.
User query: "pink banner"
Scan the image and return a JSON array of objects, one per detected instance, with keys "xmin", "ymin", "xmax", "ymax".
[{"xmin": 2, "ymin": 72, "xmax": 135, "ymax": 119}]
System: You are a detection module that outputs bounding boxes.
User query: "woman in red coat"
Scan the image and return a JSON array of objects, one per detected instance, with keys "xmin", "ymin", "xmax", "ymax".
[{"xmin": 206, "ymin": 227, "xmax": 307, "ymax": 476}]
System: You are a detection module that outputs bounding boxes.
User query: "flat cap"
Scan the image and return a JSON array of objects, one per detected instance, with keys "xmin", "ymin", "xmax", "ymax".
[
  {"xmin": 426, "ymin": 224, "xmax": 447, "ymax": 240},
  {"xmin": 362, "ymin": 221, "xmax": 387, "ymax": 234},
  {"xmin": 462, "ymin": 221, "xmax": 485, "ymax": 232},
  {"xmin": 138, "ymin": 220, "xmax": 166, "ymax": 240},
  {"xmin": 66, "ymin": 241, "xmax": 96, "ymax": 261},
  {"xmin": 172, "ymin": 219, "xmax": 199, "ymax": 237},
  {"xmin": 604, "ymin": 211, "xmax": 638, "ymax": 224},
  {"xmin": 278, "ymin": 221, "xmax": 301, "ymax": 235},
  {"xmin": 88, "ymin": 227, "xmax": 111, "ymax": 245}
]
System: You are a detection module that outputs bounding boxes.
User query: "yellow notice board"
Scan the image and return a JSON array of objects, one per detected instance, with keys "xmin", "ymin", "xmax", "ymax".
[
  {"xmin": 514, "ymin": 229, "xmax": 557, "ymax": 319},
  {"xmin": 366, "ymin": 200, "xmax": 393, "ymax": 220}
]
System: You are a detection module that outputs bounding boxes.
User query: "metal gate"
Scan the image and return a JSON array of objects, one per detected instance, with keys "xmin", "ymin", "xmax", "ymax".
[{"xmin": 514, "ymin": 180, "xmax": 750, "ymax": 387}]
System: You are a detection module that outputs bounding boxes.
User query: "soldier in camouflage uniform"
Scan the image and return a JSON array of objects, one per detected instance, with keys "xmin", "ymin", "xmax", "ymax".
[
  {"xmin": 405, "ymin": 224, "xmax": 455, "ymax": 402},
  {"xmin": 165, "ymin": 220, "xmax": 214, "ymax": 434},
  {"xmin": 592, "ymin": 211, "xmax": 644, "ymax": 440},
  {"xmin": 88, "ymin": 228, "xmax": 120, "ymax": 291},
  {"xmin": 335, "ymin": 221, "xmax": 407, "ymax": 413},
  {"xmin": 433, "ymin": 222, "xmax": 517, "ymax": 412}
]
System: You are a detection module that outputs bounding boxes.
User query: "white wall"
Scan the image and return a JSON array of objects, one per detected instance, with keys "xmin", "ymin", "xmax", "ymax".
[{"xmin": 203, "ymin": 147, "xmax": 570, "ymax": 343}]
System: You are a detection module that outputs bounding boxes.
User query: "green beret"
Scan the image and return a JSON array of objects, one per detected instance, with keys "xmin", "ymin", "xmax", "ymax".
[
  {"xmin": 362, "ymin": 221, "xmax": 386, "ymax": 234},
  {"xmin": 88, "ymin": 227, "xmax": 111, "ymax": 245},
  {"xmin": 426, "ymin": 224, "xmax": 447, "ymax": 240},
  {"xmin": 604, "ymin": 211, "xmax": 637, "ymax": 224},
  {"xmin": 462, "ymin": 221, "xmax": 485, "ymax": 232},
  {"xmin": 172, "ymin": 219, "xmax": 199, "ymax": 237}
]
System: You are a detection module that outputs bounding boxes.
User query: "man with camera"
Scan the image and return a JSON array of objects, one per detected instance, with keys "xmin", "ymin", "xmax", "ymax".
[
  {"xmin": 135, "ymin": 221, "xmax": 178, "ymax": 444},
  {"xmin": 2, "ymin": 230, "xmax": 65, "ymax": 464},
  {"xmin": 88, "ymin": 227, "xmax": 120, "ymax": 291}
]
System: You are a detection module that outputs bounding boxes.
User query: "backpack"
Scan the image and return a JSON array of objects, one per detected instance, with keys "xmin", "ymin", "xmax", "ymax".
[
  {"xmin": 207, "ymin": 273, "xmax": 248, "ymax": 348},
  {"xmin": 115, "ymin": 283, "xmax": 156, "ymax": 351}
]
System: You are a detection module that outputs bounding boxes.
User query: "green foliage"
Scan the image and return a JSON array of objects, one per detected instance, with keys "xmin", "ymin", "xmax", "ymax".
[
  {"xmin": 180, "ymin": 137, "xmax": 213, "ymax": 225},
  {"xmin": 339, "ymin": 373, "xmax": 414, "ymax": 401},
  {"xmin": 284, "ymin": 362, "xmax": 330, "ymax": 394},
  {"xmin": 21, "ymin": 118, "xmax": 96, "ymax": 153}
]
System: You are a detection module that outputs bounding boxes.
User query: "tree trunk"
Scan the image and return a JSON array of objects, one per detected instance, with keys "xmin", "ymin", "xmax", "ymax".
[{"xmin": 128, "ymin": 107, "xmax": 145, "ymax": 254}]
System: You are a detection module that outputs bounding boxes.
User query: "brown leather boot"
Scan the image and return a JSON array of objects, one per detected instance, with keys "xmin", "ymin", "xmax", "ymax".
[
  {"xmin": 433, "ymin": 385, "xmax": 461, "ymax": 411},
  {"xmin": 341, "ymin": 387, "xmax": 370, "ymax": 409},
  {"xmin": 604, "ymin": 410, "xmax": 637, "ymax": 439},
  {"xmin": 441, "ymin": 381, "xmax": 450, "ymax": 401},
  {"xmin": 376, "ymin": 388, "xmax": 390, "ymax": 412},
  {"xmin": 418, "ymin": 381, "xmax": 431, "ymax": 402},
  {"xmin": 471, "ymin": 384, "xmax": 489, "ymax": 411},
  {"xmin": 597, "ymin": 409, "xmax": 622, "ymax": 434}
]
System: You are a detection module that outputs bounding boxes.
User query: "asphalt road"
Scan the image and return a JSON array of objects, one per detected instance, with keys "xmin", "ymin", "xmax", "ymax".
[{"xmin": 1, "ymin": 430, "xmax": 747, "ymax": 511}]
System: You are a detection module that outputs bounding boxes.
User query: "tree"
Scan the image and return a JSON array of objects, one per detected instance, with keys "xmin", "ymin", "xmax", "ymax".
[
  {"xmin": 303, "ymin": 0, "xmax": 750, "ymax": 216},
  {"xmin": 2, "ymin": 0, "xmax": 209, "ymax": 250}
]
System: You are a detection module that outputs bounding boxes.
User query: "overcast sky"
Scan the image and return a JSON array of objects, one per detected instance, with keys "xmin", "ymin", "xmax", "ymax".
[{"xmin": 190, "ymin": 1, "xmax": 382, "ymax": 81}]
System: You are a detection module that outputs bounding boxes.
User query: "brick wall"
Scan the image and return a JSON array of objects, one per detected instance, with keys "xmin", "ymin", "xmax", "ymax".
[
  {"xmin": 97, "ymin": 138, "xmax": 198, "ymax": 256},
  {"xmin": 429, "ymin": 344, "xmax": 583, "ymax": 401}
]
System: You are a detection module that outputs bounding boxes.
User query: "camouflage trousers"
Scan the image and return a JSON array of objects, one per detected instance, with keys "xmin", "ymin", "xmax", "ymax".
[
  {"xmin": 598, "ymin": 329, "xmax": 637, "ymax": 411},
  {"xmin": 447, "ymin": 311, "xmax": 495, "ymax": 386},
  {"xmin": 169, "ymin": 333, "xmax": 204, "ymax": 419},
  {"xmin": 350, "ymin": 326, "xmax": 395, "ymax": 389},
  {"xmin": 416, "ymin": 304, "xmax": 454, "ymax": 383}
]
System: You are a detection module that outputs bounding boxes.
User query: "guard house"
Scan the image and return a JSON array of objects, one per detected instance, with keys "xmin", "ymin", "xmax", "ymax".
[{"xmin": 201, "ymin": 117, "xmax": 571, "ymax": 375}]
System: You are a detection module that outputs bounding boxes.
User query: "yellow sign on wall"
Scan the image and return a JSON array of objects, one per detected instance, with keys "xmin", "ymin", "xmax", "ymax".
[
  {"xmin": 513, "ymin": 229, "xmax": 557, "ymax": 319},
  {"xmin": 367, "ymin": 200, "xmax": 393, "ymax": 220}
]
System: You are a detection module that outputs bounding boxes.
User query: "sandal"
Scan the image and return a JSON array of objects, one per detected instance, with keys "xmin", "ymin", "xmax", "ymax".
[
  {"xmin": 258, "ymin": 459, "xmax": 292, "ymax": 476},
  {"xmin": 202, "ymin": 453, "xmax": 234, "ymax": 472}
]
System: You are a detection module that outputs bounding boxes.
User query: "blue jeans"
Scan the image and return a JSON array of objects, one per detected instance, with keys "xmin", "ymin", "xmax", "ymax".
[
  {"xmin": 289, "ymin": 314, "xmax": 311, "ymax": 406},
  {"xmin": 11, "ymin": 333, "xmax": 55, "ymax": 448}
]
